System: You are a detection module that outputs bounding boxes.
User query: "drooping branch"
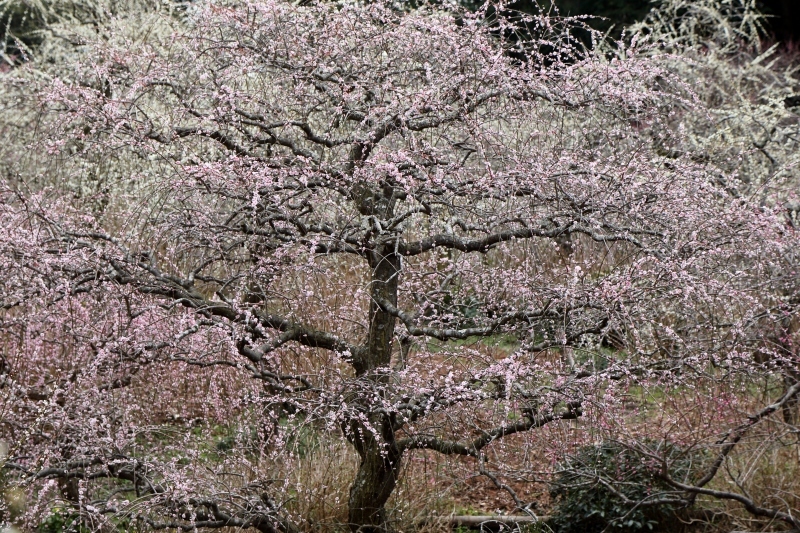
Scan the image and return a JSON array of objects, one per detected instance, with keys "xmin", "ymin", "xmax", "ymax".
[
  {"xmin": 138, "ymin": 498, "xmax": 295, "ymax": 533},
  {"xmin": 691, "ymin": 380, "xmax": 800, "ymax": 491},
  {"xmin": 663, "ymin": 480, "xmax": 800, "ymax": 530},
  {"xmin": 647, "ymin": 380, "xmax": 800, "ymax": 529},
  {"xmin": 4, "ymin": 457, "xmax": 164, "ymax": 494},
  {"xmin": 397, "ymin": 401, "xmax": 582, "ymax": 456},
  {"xmin": 398, "ymin": 224, "xmax": 660, "ymax": 257},
  {"xmin": 5, "ymin": 457, "xmax": 299, "ymax": 533},
  {"xmin": 375, "ymin": 296, "xmax": 608, "ymax": 349},
  {"xmin": 374, "ymin": 297, "xmax": 555, "ymax": 340}
]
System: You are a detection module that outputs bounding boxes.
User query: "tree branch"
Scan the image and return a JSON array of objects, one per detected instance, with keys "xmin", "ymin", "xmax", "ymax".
[{"xmin": 398, "ymin": 401, "xmax": 582, "ymax": 456}]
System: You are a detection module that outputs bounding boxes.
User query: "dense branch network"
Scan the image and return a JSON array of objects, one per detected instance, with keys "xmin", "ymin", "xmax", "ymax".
[{"xmin": 1, "ymin": 0, "xmax": 799, "ymax": 532}]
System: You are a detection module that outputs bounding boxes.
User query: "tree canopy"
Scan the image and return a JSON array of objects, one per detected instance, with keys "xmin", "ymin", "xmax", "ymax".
[{"xmin": 1, "ymin": 1, "xmax": 799, "ymax": 532}]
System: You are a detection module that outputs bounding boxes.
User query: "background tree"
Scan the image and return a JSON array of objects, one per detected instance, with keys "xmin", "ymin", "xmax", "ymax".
[{"xmin": 1, "ymin": 1, "xmax": 799, "ymax": 532}]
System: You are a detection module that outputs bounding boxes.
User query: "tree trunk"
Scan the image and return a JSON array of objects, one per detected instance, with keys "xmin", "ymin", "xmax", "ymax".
[
  {"xmin": 348, "ymin": 429, "xmax": 402, "ymax": 533},
  {"xmin": 347, "ymin": 244, "xmax": 403, "ymax": 532},
  {"xmin": 346, "ymin": 175, "xmax": 404, "ymax": 532}
]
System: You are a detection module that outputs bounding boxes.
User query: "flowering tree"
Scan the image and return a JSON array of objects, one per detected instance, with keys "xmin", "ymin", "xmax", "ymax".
[{"xmin": 1, "ymin": 1, "xmax": 799, "ymax": 532}]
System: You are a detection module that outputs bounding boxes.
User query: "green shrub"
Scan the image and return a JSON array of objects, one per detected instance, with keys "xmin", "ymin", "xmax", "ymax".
[
  {"xmin": 548, "ymin": 441, "xmax": 695, "ymax": 533},
  {"xmin": 37, "ymin": 510, "xmax": 89, "ymax": 533}
]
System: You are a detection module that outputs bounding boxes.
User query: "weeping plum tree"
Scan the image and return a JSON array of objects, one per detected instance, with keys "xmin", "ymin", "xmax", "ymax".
[{"xmin": 1, "ymin": 0, "xmax": 800, "ymax": 532}]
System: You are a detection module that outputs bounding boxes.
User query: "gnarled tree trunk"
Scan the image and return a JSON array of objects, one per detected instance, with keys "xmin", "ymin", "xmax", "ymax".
[
  {"xmin": 347, "ymin": 417, "xmax": 403, "ymax": 533},
  {"xmin": 347, "ymin": 240, "xmax": 403, "ymax": 532}
]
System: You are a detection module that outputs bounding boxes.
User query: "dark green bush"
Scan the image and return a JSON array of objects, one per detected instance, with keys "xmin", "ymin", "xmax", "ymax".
[
  {"xmin": 548, "ymin": 441, "xmax": 695, "ymax": 533},
  {"xmin": 37, "ymin": 510, "xmax": 89, "ymax": 533}
]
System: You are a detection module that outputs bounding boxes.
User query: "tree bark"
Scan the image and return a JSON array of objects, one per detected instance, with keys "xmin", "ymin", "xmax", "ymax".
[
  {"xmin": 347, "ymin": 239, "xmax": 403, "ymax": 532},
  {"xmin": 347, "ymin": 422, "xmax": 402, "ymax": 533}
]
